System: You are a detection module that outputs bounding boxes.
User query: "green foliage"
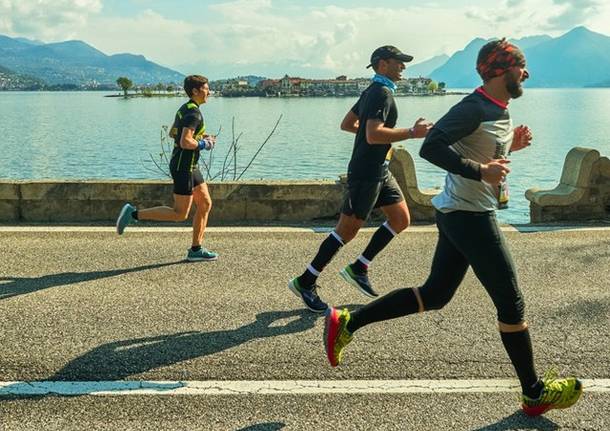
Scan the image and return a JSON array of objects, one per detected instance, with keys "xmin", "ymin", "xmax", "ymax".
[{"xmin": 116, "ymin": 77, "xmax": 133, "ymax": 96}]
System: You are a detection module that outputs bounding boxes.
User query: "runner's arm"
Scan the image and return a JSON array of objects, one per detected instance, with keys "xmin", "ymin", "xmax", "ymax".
[
  {"xmin": 179, "ymin": 127, "xmax": 199, "ymax": 150},
  {"xmin": 340, "ymin": 110, "xmax": 359, "ymax": 134},
  {"xmin": 419, "ymin": 100, "xmax": 483, "ymax": 181},
  {"xmin": 366, "ymin": 119, "xmax": 410, "ymax": 144},
  {"xmin": 366, "ymin": 118, "xmax": 432, "ymax": 145}
]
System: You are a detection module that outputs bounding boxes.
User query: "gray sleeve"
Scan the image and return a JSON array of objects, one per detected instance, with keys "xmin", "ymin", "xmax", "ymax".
[{"xmin": 419, "ymin": 99, "xmax": 483, "ymax": 181}]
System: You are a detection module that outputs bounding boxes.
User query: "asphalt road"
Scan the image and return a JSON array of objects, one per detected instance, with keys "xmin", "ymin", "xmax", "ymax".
[{"xmin": 1, "ymin": 227, "xmax": 609, "ymax": 430}]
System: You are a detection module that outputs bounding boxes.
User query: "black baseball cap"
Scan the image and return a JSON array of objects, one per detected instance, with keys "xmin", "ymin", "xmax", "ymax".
[{"xmin": 366, "ymin": 45, "xmax": 414, "ymax": 69}]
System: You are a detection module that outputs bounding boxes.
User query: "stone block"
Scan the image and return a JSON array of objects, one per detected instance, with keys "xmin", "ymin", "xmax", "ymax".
[
  {"xmin": 559, "ymin": 147, "xmax": 600, "ymax": 187},
  {"xmin": 526, "ymin": 147, "xmax": 610, "ymax": 223},
  {"xmin": 389, "ymin": 146, "xmax": 438, "ymax": 218}
]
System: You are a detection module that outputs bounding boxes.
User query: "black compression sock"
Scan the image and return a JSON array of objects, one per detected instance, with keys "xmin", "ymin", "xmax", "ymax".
[
  {"xmin": 191, "ymin": 245, "xmax": 202, "ymax": 252},
  {"xmin": 347, "ymin": 288, "xmax": 420, "ymax": 333},
  {"xmin": 351, "ymin": 260, "xmax": 367, "ymax": 274},
  {"xmin": 361, "ymin": 222, "xmax": 396, "ymax": 263},
  {"xmin": 500, "ymin": 329, "xmax": 539, "ymax": 397},
  {"xmin": 297, "ymin": 231, "xmax": 344, "ymax": 287},
  {"xmin": 527, "ymin": 380, "xmax": 545, "ymax": 399},
  {"xmin": 132, "ymin": 210, "xmax": 139, "ymax": 220}
]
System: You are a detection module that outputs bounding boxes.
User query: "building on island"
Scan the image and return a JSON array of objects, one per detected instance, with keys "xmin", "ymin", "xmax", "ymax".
[{"xmin": 210, "ymin": 75, "xmax": 445, "ymax": 97}]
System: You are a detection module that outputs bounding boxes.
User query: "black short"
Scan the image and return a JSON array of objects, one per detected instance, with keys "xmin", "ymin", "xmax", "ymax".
[
  {"xmin": 170, "ymin": 168, "xmax": 204, "ymax": 196},
  {"xmin": 340, "ymin": 172, "xmax": 404, "ymax": 220}
]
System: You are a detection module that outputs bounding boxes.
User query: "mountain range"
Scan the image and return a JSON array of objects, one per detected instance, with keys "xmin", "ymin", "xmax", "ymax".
[
  {"xmin": 1, "ymin": 26, "xmax": 610, "ymax": 89},
  {"xmin": 0, "ymin": 35, "xmax": 184, "ymax": 87},
  {"xmin": 407, "ymin": 54, "xmax": 450, "ymax": 78},
  {"xmin": 428, "ymin": 27, "xmax": 610, "ymax": 88}
]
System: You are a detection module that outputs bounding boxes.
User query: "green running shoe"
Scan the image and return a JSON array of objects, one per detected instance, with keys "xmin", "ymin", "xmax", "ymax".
[
  {"xmin": 340, "ymin": 264, "xmax": 378, "ymax": 297},
  {"xmin": 522, "ymin": 370, "xmax": 583, "ymax": 416},
  {"xmin": 288, "ymin": 278, "xmax": 328, "ymax": 313},
  {"xmin": 116, "ymin": 203, "xmax": 136, "ymax": 235},
  {"xmin": 187, "ymin": 248, "xmax": 218, "ymax": 262},
  {"xmin": 324, "ymin": 307, "xmax": 353, "ymax": 367}
]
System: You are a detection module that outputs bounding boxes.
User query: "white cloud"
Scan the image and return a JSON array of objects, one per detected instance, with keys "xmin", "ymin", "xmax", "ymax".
[
  {"xmin": 186, "ymin": 4, "xmax": 485, "ymax": 77},
  {"xmin": 465, "ymin": 0, "xmax": 610, "ymax": 35},
  {"xmin": 0, "ymin": 0, "xmax": 102, "ymax": 41},
  {"xmin": 546, "ymin": 0, "xmax": 603, "ymax": 30},
  {"xmin": 3, "ymin": 0, "xmax": 610, "ymax": 79},
  {"xmin": 79, "ymin": 9, "xmax": 199, "ymax": 67}
]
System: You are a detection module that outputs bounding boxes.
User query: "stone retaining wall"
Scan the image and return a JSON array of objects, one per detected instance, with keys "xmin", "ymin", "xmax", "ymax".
[
  {"xmin": 0, "ymin": 148, "xmax": 439, "ymax": 224},
  {"xmin": 4, "ymin": 146, "xmax": 608, "ymax": 224}
]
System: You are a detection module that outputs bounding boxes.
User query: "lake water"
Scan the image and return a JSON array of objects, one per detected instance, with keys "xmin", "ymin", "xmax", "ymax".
[{"xmin": 1, "ymin": 89, "xmax": 609, "ymax": 223}]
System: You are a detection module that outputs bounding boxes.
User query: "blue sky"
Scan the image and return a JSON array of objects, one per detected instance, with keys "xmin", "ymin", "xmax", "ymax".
[{"xmin": 1, "ymin": 0, "xmax": 608, "ymax": 79}]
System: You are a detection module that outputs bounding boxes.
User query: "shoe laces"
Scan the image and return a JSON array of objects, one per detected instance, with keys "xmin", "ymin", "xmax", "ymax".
[{"xmin": 537, "ymin": 368, "xmax": 578, "ymax": 405}]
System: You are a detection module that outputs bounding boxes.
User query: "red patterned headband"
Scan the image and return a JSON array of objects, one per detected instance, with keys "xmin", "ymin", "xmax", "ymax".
[{"xmin": 476, "ymin": 39, "xmax": 526, "ymax": 81}]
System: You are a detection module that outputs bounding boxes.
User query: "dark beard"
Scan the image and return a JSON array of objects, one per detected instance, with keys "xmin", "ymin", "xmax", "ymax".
[{"xmin": 505, "ymin": 74, "xmax": 523, "ymax": 98}]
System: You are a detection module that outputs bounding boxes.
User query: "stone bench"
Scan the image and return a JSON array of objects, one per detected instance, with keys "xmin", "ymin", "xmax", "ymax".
[
  {"xmin": 389, "ymin": 146, "xmax": 439, "ymax": 221},
  {"xmin": 525, "ymin": 147, "xmax": 610, "ymax": 223}
]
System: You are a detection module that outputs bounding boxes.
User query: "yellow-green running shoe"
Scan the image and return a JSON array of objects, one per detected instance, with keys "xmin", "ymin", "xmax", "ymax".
[
  {"xmin": 323, "ymin": 307, "xmax": 353, "ymax": 367},
  {"xmin": 522, "ymin": 370, "xmax": 583, "ymax": 416}
]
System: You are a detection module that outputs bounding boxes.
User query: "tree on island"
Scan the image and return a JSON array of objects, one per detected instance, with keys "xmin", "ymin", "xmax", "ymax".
[
  {"xmin": 116, "ymin": 77, "xmax": 133, "ymax": 97},
  {"xmin": 428, "ymin": 81, "xmax": 439, "ymax": 93}
]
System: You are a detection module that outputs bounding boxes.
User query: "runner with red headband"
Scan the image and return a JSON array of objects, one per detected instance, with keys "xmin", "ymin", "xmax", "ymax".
[{"xmin": 323, "ymin": 38, "xmax": 583, "ymax": 418}]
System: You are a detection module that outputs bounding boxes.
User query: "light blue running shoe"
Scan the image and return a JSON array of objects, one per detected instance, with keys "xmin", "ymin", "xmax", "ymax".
[
  {"xmin": 187, "ymin": 248, "xmax": 218, "ymax": 262},
  {"xmin": 116, "ymin": 203, "xmax": 136, "ymax": 235}
]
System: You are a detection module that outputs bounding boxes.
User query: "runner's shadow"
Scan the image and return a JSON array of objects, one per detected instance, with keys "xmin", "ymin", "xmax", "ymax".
[
  {"xmin": 471, "ymin": 410, "xmax": 559, "ymax": 430},
  {"xmin": 0, "ymin": 261, "xmax": 184, "ymax": 301},
  {"xmin": 50, "ymin": 309, "xmax": 321, "ymax": 381}
]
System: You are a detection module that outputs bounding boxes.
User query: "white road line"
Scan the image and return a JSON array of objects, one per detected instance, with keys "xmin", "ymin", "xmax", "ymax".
[
  {"xmin": 1, "ymin": 379, "xmax": 609, "ymax": 396},
  {"xmin": 1, "ymin": 226, "xmax": 609, "ymax": 233}
]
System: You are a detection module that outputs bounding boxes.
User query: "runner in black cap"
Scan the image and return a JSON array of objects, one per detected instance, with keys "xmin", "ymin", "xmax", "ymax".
[
  {"xmin": 323, "ymin": 38, "xmax": 582, "ymax": 417},
  {"xmin": 115, "ymin": 75, "xmax": 218, "ymax": 262},
  {"xmin": 288, "ymin": 45, "xmax": 433, "ymax": 312}
]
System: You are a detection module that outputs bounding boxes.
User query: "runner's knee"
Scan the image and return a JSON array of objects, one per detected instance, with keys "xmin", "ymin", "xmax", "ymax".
[
  {"xmin": 496, "ymin": 296, "xmax": 525, "ymax": 325},
  {"xmin": 176, "ymin": 210, "xmax": 190, "ymax": 221},
  {"xmin": 196, "ymin": 195, "xmax": 212, "ymax": 212},
  {"xmin": 389, "ymin": 213, "xmax": 410, "ymax": 233},
  {"xmin": 418, "ymin": 278, "xmax": 460, "ymax": 311},
  {"xmin": 420, "ymin": 289, "xmax": 453, "ymax": 311}
]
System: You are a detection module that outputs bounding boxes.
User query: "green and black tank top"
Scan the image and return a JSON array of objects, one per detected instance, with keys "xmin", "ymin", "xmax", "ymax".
[{"xmin": 169, "ymin": 100, "xmax": 206, "ymax": 172}]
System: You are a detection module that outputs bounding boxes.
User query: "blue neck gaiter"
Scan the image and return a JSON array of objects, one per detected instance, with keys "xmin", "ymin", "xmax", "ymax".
[{"xmin": 371, "ymin": 73, "xmax": 397, "ymax": 93}]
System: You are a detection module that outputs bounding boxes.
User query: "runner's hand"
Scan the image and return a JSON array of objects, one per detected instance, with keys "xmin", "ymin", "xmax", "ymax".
[
  {"xmin": 511, "ymin": 125, "xmax": 532, "ymax": 152},
  {"xmin": 480, "ymin": 159, "xmax": 511, "ymax": 185},
  {"xmin": 198, "ymin": 138, "xmax": 215, "ymax": 151},
  {"xmin": 411, "ymin": 118, "xmax": 434, "ymax": 138},
  {"xmin": 203, "ymin": 134, "xmax": 217, "ymax": 144}
]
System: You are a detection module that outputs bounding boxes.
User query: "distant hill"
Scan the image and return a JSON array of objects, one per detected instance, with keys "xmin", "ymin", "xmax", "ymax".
[
  {"xmin": 0, "ymin": 35, "xmax": 185, "ymax": 87},
  {"xmin": 0, "ymin": 63, "xmax": 45, "ymax": 90},
  {"xmin": 428, "ymin": 38, "xmax": 488, "ymax": 88},
  {"xmin": 525, "ymin": 27, "xmax": 610, "ymax": 87},
  {"xmin": 407, "ymin": 54, "xmax": 449, "ymax": 78},
  {"xmin": 587, "ymin": 79, "xmax": 610, "ymax": 87},
  {"xmin": 13, "ymin": 37, "xmax": 44, "ymax": 46},
  {"xmin": 429, "ymin": 27, "xmax": 610, "ymax": 88}
]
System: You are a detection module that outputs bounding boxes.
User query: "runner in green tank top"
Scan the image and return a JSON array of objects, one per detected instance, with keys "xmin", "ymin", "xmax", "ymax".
[{"xmin": 115, "ymin": 75, "xmax": 218, "ymax": 262}]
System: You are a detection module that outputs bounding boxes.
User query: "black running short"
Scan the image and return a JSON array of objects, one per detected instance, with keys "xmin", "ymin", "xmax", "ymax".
[
  {"xmin": 170, "ymin": 167, "xmax": 204, "ymax": 196},
  {"xmin": 340, "ymin": 172, "xmax": 404, "ymax": 220}
]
